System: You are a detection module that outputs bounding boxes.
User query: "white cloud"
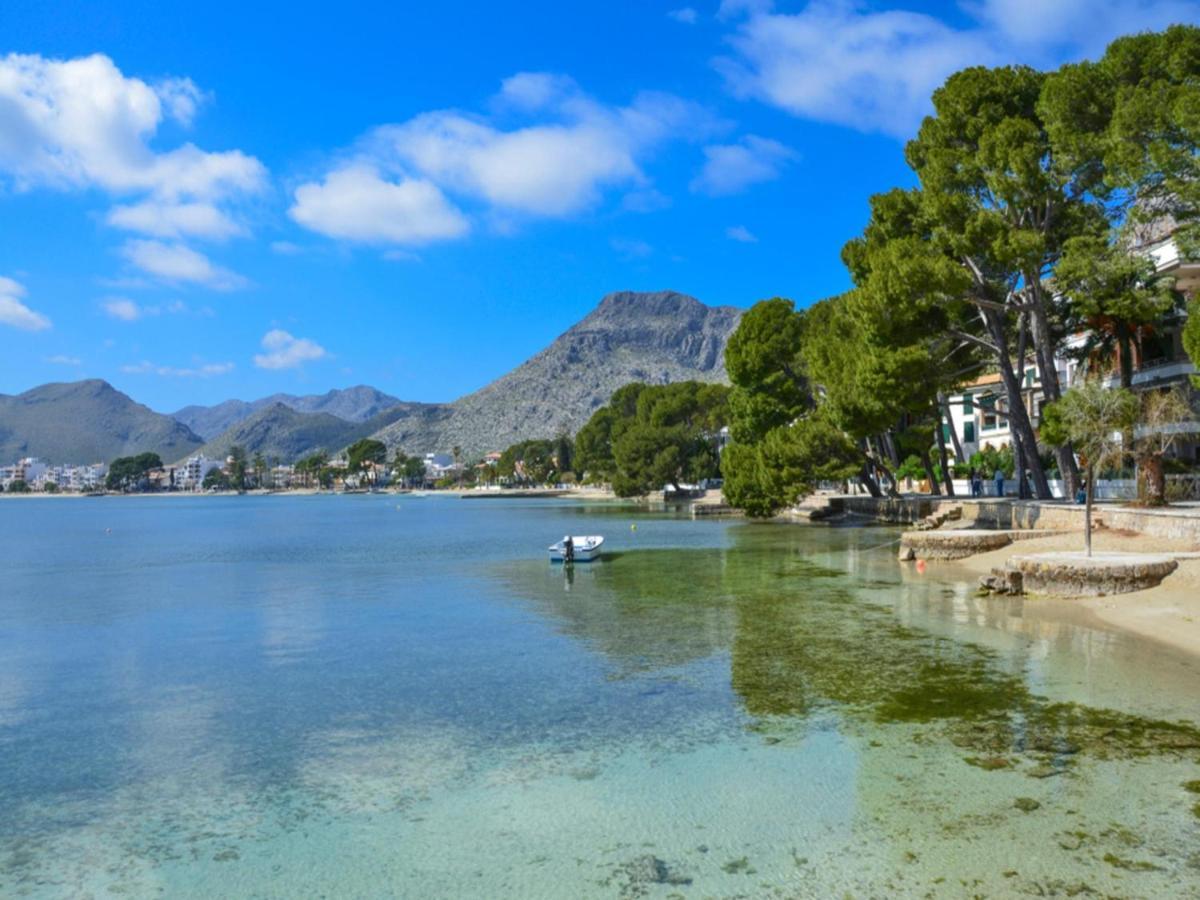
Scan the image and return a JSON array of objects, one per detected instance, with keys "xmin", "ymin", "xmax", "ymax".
[
  {"xmin": 0, "ymin": 53, "xmax": 265, "ymax": 220},
  {"xmin": 716, "ymin": 0, "xmax": 1200, "ymax": 139},
  {"xmin": 102, "ymin": 297, "xmax": 143, "ymax": 321},
  {"xmin": 121, "ymin": 360, "xmax": 234, "ymax": 378},
  {"xmin": 102, "ymin": 296, "xmax": 202, "ymax": 320},
  {"xmin": 726, "ymin": 224, "xmax": 758, "ymax": 242},
  {"xmin": 0, "ymin": 276, "xmax": 51, "ymax": 331},
  {"xmin": 106, "ymin": 200, "xmax": 244, "ymax": 239},
  {"xmin": 691, "ymin": 134, "xmax": 796, "ymax": 195},
  {"xmin": 668, "ymin": 7, "xmax": 699, "ymax": 24},
  {"xmin": 270, "ymin": 240, "xmax": 302, "ymax": 255},
  {"xmin": 289, "ymin": 165, "xmax": 469, "ymax": 244},
  {"xmin": 292, "ymin": 74, "xmax": 719, "ymax": 245},
  {"xmin": 46, "ymin": 354, "xmax": 82, "ymax": 365},
  {"xmin": 253, "ymin": 329, "xmax": 327, "ymax": 370},
  {"xmin": 717, "ymin": 3, "xmax": 993, "ymax": 138},
  {"xmin": 120, "ymin": 239, "xmax": 245, "ymax": 289},
  {"xmin": 718, "ymin": 0, "xmax": 774, "ymax": 19},
  {"xmin": 153, "ymin": 76, "xmax": 206, "ymax": 126},
  {"xmin": 970, "ymin": 0, "xmax": 1200, "ymax": 52},
  {"xmin": 621, "ymin": 188, "xmax": 672, "ymax": 213},
  {"xmin": 611, "ymin": 237, "xmax": 654, "ymax": 260}
]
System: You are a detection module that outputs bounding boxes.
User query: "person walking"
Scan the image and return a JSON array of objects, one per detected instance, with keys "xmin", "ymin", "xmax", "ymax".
[
  {"xmin": 993, "ymin": 467, "xmax": 1005, "ymax": 497},
  {"xmin": 969, "ymin": 467, "xmax": 980, "ymax": 497}
]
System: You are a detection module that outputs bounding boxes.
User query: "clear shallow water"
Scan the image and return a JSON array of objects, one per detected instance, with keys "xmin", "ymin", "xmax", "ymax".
[{"xmin": 2, "ymin": 496, "xmax": 1200, "ymax": 898}]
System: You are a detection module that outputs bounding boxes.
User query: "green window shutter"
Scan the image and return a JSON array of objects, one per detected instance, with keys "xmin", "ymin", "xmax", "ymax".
[
  {"xmin": 962, "ymin": 395, "xmax": 973, "ymax": 413},
  {"xmin": 964, "ymin": 422, "xmax": 975, "ymax": 442}
]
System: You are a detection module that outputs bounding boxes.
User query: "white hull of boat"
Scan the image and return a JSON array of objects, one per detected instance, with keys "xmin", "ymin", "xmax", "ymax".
[{"xmin": 548, "ymin": 535, "xmax": 604, "ymax": 562}]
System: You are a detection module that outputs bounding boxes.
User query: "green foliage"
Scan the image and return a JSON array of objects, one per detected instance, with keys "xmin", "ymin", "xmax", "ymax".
[
  {"xmin": 574, "ymin": 406, "xmax": 617, "ymax": 480},
  {"xmin": 347, "ymin": 438, "xmax": 387, "ymax": 477},
  {"xmin": 7, "ymin": 479, "xmax": 30, "ymax": 493},
  {"xmin": 895, "ymin": 455, "xmax": 926, "ymax": 481},
  {"xmin": 1041, "ymin": 382, "xmax": 1139, "ymax": 469},
  {"xmin": 105, "ymin": 452, "xmax": 163, "ymax": 492},
  {"xmin": 553, "ymin": 433, "xmax": 573, "ymax": 474},
  {"xmin": 1098, "ymin": 26, "xmax": 1200, "ymax": 256},
  {"xmin": 42, "ymin": 481, "xmax": 60, "ymax": 493},
  {"xmin": 574, "ymin": 381, "xmax": 730, "ymax": 497},
  {"xmin": 722, "ymin": 415, "xmax": 860, "ymax": 517},
  {"xmin": 1185, "ymin": 295, "xmax": 1200, "ymax": 387},
  {"xmin": 228, "ymin": 445, "xmax": 247, "ymax": 490},
  {"xmin": 499, "ymin": 439, "xmax": 559, "ymax": 485},
  {"xmin": 723, "ymin": 298, "xmax": 809, "ymax": 442},
  {"xmin": 202, "ymin": 468, "xmax": 231, "ymax": 491},
  {"xmin": 967, "ymin": 445, "xmax": 1015, "ymax": 479}
]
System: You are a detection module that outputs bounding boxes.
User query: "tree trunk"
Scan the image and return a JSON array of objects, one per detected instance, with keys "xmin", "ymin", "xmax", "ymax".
[
  {"xmin": 1026, "ymin": 295, "xmax": 1080, "ymax": 498},
  {"xmin": 858, "ymin": 460, "xmax": 881, "ymax": 497},
  {"xmin": 881, "ymin": 431, "xmax": 900, "ymax": 468},
  {"xmin": 920, "ymin": 445, "xmax": 941, "ymax": 496},
  {"xmin": 1116, "ymin": 321, "xmax": 1134, "ymax": 389},
  {"xmin": 1011, "ymin": 428, "xmax": 1029, "ymax": 499},
  {"xmin": 939, "ymin": 393, "xmax": 965, "ymax": 463},
  {"xmin": 1085, "ymin": 463, "xmax": 1095, "ymax": 557},
  {"xmin": 984, "ymin": 308, "xmax": 1052, "ymax": 499},
  {"xmin": 933, "ymin": 407, "xmax": 954, "ymax": 496},
  {"xmin": 1141, "ymin": 454, "xmax": 1167, "ymax": 507}
]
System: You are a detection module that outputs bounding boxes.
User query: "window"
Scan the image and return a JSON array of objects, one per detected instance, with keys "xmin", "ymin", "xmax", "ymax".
[
  {"xmin": 979, "ymin": 394, "xmax": 998, "ymax": 431},
  {"xmin": 1025, "ymin": 367, "xmax": 1036, "ymax": 387},
  {"xmin": 964, "ymin": 422, "xmax": 976, "ymax": 443},
  {"xmin": 962, "ymin": 395, "xmax": 974, "ymax": 413}
]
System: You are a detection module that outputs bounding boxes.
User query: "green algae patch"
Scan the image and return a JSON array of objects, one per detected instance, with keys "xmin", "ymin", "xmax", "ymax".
[
  {"xmin": 1103, "ymin": 852, "xmax": 1165, "ymax": 872},
  {"xmin": 1014, "ymin": 798, "xmax": 1041, "ymax": 812},
  {"xmin": 721, "ymin": 856, "xmax": 755, "ymax": 875},
  {"xmin": 1185, "ymin": 780, "xmax": 1200, "ymax": 794},
  {"xmin": 964, "ymin": 756, "xmax": 1010, "ymax": 771}
]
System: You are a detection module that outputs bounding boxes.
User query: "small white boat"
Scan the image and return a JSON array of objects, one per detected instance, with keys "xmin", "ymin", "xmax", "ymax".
[{"xmin": 548, "ymin": 535, "xmax": 605, "ymax": 563}]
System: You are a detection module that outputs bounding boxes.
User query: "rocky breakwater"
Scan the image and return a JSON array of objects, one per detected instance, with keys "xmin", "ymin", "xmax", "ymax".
[{"xmin": 980, "ymin": 552, "xmax": 1179, "ymax": 597}]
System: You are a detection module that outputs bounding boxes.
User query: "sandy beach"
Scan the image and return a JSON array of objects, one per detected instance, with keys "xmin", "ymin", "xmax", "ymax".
[{"xmin": 942, "ymin": 528, "xmax": 1200, "ymax": 662}]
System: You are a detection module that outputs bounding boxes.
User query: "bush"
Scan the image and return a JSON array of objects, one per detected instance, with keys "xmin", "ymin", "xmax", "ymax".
[{"xmin": 895, "ymin": 455, "xmax": 926, "ymax": 481}]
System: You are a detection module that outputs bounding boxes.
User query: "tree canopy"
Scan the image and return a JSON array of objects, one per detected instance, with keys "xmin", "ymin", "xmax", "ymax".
[
  {"xmin": 105, "ymin": 452, "xmax": 163, "ymax": 492},
  {"xmin": 574, "ymin": 381, "xmax": 730, "ymax": 497}
]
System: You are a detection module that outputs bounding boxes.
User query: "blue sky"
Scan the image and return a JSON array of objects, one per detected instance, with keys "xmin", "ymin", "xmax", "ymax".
[{"xmin": 1, "ymin": 0, "xmax": 1196, "ymax": 412}]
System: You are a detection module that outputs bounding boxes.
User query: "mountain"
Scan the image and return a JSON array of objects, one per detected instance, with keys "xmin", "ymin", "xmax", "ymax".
[
  {"xmin": 373, "ymin": 290, "xmax": 742, "ymax": 455},
  {"xmin": 2, "ymin": 291, "xmax": 742, "ymax": 465},
  {"xmin": 174, "ymin": 385, "xmax": 403, "ymax": 439},
  {"xmin": 0, "ymin": 380, "xmax": 204, "ymax": 464},
  {"xmin": 195, "ymin": 402, "xmax": 444, "ymax": 463}
]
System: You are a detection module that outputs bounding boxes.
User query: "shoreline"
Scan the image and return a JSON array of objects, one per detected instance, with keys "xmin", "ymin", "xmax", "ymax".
[
  {"xmin": 0, "ymin": 486, "xmax": 621, "ymax": 501},
  {"xmin": 940, "ymin": 529, "xmax": 1200, "ymax": 663}
]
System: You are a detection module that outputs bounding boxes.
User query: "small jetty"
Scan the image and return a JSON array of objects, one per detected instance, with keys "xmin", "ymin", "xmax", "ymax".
[
  {"xmin": 980, "ymin": 552, "xmax": 1180, "ymax": 597},
  {"xmin": 898, "ymin": 528, "xmax": 1055, "ymax": 561}
]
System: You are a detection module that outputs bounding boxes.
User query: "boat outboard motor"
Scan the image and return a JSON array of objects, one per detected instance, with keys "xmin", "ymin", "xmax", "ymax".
[{"xmin": 563, "ymin": 535, "xmax": 574, "ymax": 563}]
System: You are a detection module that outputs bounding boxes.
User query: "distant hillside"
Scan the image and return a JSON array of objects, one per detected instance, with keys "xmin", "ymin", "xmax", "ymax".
[
  {"xmin": 174, "ymin": 385, "xmax": 404, "ymax": 439},
  {"xmin": 373, "ymin": 290, "xmax": 742, "ymax": 455},
  {"xmin": 195, "ymin": 402, "xmax": 439, "ymax": 463},
  {"xmin": 3, "ymin": 292, "xmax": 743, "ymax": 465},
  {"xmin": 0, "ymin": 380, "xmax": 204, "ymax": 464}
]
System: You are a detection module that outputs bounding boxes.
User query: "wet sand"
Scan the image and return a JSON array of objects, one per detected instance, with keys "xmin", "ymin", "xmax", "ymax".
[{"xmin": 944, "ymin": 529, "xmax": 1200, "ymax": 662}]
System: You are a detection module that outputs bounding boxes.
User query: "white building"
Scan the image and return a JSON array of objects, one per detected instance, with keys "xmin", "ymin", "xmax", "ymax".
[
  {"xmin": 1, "ymin": 457, "xmax": 48, "ymax": 490},
  {"xmin": 176, "ymin": 455, "xmax": 223, "ymax": 491}
]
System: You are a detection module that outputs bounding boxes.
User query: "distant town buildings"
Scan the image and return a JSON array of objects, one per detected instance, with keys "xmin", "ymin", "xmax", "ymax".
[{"xmin": 0, "ymin": 458, "xmax": 106, "ymax": 492}]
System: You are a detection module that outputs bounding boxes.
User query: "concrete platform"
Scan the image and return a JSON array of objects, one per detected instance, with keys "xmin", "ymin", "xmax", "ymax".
[
  {"xmin": 981, "ymin": 551, "xmax": 1179, "ymax": 597},
  {"xmin": 898, "ymin": 529, "xmax": 1053, "ymax": 561}
]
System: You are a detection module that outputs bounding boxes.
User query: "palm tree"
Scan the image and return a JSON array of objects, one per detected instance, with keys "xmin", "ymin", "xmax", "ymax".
[{"xmin": 452, "ymin": 445, "xmax": 463, "ymax": 487}]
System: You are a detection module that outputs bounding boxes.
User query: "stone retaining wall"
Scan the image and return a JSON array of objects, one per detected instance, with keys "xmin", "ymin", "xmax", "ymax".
[{"xmin": 838, "ymin": 496, "xmax": 1200, "ymax": 544}]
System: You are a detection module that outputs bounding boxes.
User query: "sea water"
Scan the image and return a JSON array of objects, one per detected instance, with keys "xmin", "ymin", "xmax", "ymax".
[{"xmin": 2, "ymin": 495, "xmax": 1199, "ymax": 898}]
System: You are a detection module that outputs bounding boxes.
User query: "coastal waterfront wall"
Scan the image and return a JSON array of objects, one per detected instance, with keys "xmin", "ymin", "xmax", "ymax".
[{"xmin": 835, "ymin": 495, "xmax": 1200, "ymax": 543}]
